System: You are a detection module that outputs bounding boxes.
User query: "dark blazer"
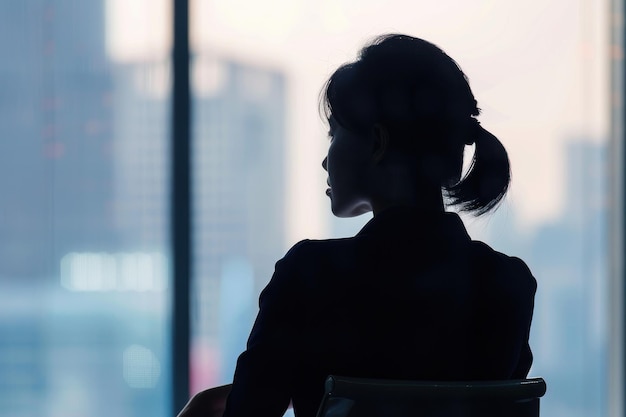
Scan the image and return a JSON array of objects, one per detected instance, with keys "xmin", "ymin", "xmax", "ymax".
[{"xmin": 223, "ymin": 207, "xmax": 536, "ymax": 417}]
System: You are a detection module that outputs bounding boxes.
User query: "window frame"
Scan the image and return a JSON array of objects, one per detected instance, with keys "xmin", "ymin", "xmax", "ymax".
[{"xmin": 171, "ymin": 0, "xmax": 191, "ymax": 414}]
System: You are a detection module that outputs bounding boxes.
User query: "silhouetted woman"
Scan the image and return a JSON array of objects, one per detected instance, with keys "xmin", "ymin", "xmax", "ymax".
[{"xmin": 190, "ymin": 34, "xmax": 536, "ymax": 417}]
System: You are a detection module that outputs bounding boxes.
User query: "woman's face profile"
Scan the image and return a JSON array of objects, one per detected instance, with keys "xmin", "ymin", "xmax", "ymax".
[{"xmin": 322, "ymin": 119, "xmax": 374, "ymax": 218}]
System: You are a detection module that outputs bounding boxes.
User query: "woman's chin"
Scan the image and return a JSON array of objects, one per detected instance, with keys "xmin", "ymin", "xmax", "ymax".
[{"xmin": 331, "ymin": 201, "xmax": 372, "ymax": 218}]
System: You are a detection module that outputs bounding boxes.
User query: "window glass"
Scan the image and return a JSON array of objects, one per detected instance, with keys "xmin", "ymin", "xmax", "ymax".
[
  {"xmin": 0, "ymin": 1, "xmax": 172, "ymax": 416},
  {"xmin": 190, "ymin": 1, "xmax": 609, "ymax": 416}
]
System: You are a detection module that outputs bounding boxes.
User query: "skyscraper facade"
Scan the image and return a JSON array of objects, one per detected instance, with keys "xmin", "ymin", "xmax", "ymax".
[
  {"xmin": 0, "ymin": 2, "xmax": 170, "ymax": 416},
  {"xmin": 190, "ymin": 54, "xmax": 287, "ymax": 388}
]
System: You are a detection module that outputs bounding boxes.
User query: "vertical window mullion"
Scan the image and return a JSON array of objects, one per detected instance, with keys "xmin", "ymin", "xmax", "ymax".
[{"xmin": 171, "ymin": 0, "xmax": 191, "ymax": 414}]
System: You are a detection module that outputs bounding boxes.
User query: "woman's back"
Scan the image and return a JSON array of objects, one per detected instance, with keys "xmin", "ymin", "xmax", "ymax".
[{"xmin": 223, "ymin": 207, "xmax": 536, "ymax": 417}]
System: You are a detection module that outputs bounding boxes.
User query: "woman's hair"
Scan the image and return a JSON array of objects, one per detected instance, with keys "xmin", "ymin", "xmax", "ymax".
[{"xmin": 320, "ymin": 34, "xmax": 510, "ymax": 216}]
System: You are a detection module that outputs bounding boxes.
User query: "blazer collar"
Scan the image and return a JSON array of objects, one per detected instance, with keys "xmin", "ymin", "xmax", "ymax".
[{"xmin": 356, "ymin": 206, "xmax": 471, "ymax": 242}]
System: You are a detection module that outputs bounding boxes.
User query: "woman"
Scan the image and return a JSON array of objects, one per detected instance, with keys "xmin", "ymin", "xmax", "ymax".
[{"xmin": 197, "ymin": 34, "xmax": 536, "ymax": 417}]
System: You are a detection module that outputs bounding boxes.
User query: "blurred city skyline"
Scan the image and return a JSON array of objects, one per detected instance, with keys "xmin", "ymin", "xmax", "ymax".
[
  {"xmin": 0, "ymin": 1, "xmax": 611, "ymax": 417},
  {"xmin": 105, "ymin": 0, "xmax": 609, "ymax": 241}
]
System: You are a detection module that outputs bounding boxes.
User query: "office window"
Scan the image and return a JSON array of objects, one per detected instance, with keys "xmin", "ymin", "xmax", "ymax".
[
  {"xmin": 190, "ymin": 1, "xmax": 609, "ymax": 417},
  {"xmin": 0, "ymin": 1, "xmax": 613, "ymax": 416},
  {"xmin": 0, "ymin": 1, "xmax": 172, "ymax": 416}
]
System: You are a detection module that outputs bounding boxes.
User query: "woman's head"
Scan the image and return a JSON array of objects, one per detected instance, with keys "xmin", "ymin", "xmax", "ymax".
[{"xmin": 321, "ymin": 34, "xmax": 510, "ymax": 217}]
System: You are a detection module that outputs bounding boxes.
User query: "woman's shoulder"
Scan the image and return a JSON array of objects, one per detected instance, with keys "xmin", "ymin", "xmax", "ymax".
[
  {"xmin": 469, "ymin": 240, "xmax": 537, "ymax": 293},
  {"xmin": 277, "ymin": 237, "xmax": 365, "ymax": 279},
  {"xmin": 282, "ymin": 236, "xmax": 359, "ymax": 258}
]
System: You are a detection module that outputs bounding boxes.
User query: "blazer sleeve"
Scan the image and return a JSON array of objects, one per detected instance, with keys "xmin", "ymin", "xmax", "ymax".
[
  {"xmin": 505, "ymin": 256, "xmax": 537, "ymax": 379},
  {"xmin": 511, "ymin": 257, "xmax": 537, "ymax": 378},
  {"xmin": 222, "ymin": 241, "xmax": 307, "ymax": 417},
  {"xmin": 469, "ymin": 246, "xmax": 537, "ymax": 379}
]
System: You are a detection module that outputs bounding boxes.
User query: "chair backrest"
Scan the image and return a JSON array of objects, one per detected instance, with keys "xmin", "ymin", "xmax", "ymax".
[{"xmin": 316, "ymin": 375, "xmax": 547, "ymax": 417}]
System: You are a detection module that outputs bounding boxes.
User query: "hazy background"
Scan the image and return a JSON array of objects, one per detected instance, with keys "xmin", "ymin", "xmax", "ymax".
[
  {"xmin": 0, "ymin": 1, "xmax": 610, "ymax": 416},
  {"xmin": 107, "ymin": 0, "xmax": 609, "ymax": 235}
]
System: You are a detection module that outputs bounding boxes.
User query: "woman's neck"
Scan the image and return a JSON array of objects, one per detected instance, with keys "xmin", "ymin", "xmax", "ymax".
[{"xmin": 371, "ymin": 185, "xmax": 444, "ymax": 216}]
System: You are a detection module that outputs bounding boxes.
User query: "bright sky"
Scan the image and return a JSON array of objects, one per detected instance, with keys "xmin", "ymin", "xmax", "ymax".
[{"xmin": 106, "ymin": 0, "xmax": 609, "ymax": 242}]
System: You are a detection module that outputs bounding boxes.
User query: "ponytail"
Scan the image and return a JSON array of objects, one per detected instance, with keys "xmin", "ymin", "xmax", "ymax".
[{"xmin": 444, "ymin": 125, "xmax": 511, "ymax": 216}]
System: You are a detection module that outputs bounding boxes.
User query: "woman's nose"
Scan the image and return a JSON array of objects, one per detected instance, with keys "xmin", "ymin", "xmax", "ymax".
[{"xmin": 322, "ymin": 157, "xmax": 328, "ymax": 171}]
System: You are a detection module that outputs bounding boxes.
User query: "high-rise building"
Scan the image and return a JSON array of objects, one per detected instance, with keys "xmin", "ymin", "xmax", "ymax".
[
  {"xmin": 110, "ymin": 53, "xmax": 288, "ymax": 388},
  {"xmin": 0, "ymin": 0, "xmax": 114, "ymax": 279},
  {"xmin": 0, "ymin": 2, "xmax": 119, "ymax": 416},
  {"xmin": 110, "ymin": 59, "xmax": 170, "ymax": 250},
  {"xmin": 0, "ymin": 2, "xmax": 174, "ymax": 416},
  {"xmin": 190, "ymin": 55, "xmax": 287, "ymax": 385},
  {"xmin": 1, "ymin": 2, "xmax": 289, "ymax": 411},
  {"xmin": 523, "ymin": 140, "xmax": 607, "ymax": 417}
]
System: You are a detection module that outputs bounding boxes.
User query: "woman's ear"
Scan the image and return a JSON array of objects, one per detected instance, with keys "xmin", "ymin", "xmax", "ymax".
[{"xmin": 371, "ymin": 123, "xmax": 390, "ymax": 164}]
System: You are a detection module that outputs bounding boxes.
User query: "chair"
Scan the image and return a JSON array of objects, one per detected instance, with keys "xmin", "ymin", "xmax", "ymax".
[{"xmin": 316, "ymin": 376, "xmax": 547, "ymax": 417}]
